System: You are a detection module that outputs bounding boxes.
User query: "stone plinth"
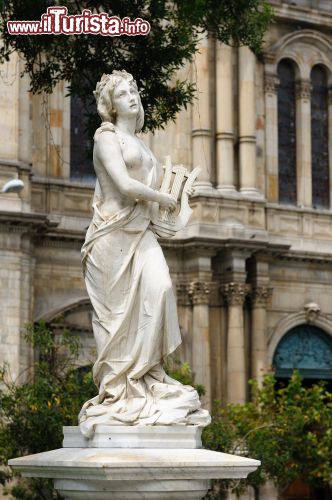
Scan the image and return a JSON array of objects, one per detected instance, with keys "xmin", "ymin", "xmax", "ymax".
[
  {"xmin": 63, "ymin": 425, "xmax": 202, "ymax": 449},
  {"xmin": 9, "ymin": 427, "xmax": 260, "ymax": 500}
]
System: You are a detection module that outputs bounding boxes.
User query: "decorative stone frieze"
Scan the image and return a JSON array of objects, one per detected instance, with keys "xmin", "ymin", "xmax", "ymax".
[{"xmin": 221, "ymin": 283, "xmax": 250, "ymax": 306}]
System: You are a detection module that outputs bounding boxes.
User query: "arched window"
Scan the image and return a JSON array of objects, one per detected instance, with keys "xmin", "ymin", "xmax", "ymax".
[
  {"xmin": 273, "ymin": 324, "xmax": 332, "ymax": 381},
  {"xmin": 70, "ymin": 95, "xmax": 95, "ymax": 181},
  {"xmin": 277, "ymin": 59, "xmax": 297, "ymax": 205},
  {"xmin": 311, "ymin": 65, "xmax": 329, "ymax": 209}
]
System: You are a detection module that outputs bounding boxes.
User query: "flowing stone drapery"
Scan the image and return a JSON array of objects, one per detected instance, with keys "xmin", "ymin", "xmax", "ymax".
[{"xmin": 79, "ymin": 122, "xmax": 210, "ymax": 437}]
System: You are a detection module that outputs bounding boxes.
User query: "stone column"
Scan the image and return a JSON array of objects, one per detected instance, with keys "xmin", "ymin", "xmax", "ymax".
[
  {"xmin": 192, "ymin": 36, "xmax": 213, "ymax": 191},
  {"xmin": 0, "ymin": 224, "xmax": 35, "ymax": 381},
  {"xmin": 238, "ymin": 47, "xmax": 260, "ymax": 198},
  {"xmin": 216, "ymin": 43, "xmax": 236, "ymax": 194},
  {"xmin": 48, "ymin": 81, "xmax": 65, "ymax": 177},
  {"xmin": 221, "ymin": 283, "xmax": 248, "ymax": 404},
  {"xmin": 250, "ymin": 286, "xmax": 272, "ymax": 384},
  {"xmin": 176, "ymin": 283, "xmax": 193, "ymax": 367},
  {"xmin": 264, "ymin": 73, "xmax": 279, "ymax": 202},
  {"xmin": 188, "ymin": 281, "xmax": 211, "ymax": 409},
  {"xmin": 295, "ymin": 79, "xmax": 312, "ymax": 207},
  {"xmin": 328, "ymin": 88, "xmax": 332, "ymax": 208}
]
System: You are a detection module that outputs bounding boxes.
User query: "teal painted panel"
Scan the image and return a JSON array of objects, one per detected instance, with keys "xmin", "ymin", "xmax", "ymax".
[{"xmin": 273, "ymin": 325, "xmax": 332, "ymax": 380}]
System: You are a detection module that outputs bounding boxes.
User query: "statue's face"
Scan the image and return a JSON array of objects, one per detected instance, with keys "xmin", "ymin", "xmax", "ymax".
[{"xmin": 112, "ymin": 79, "xmax": 139, "ymax": 118}]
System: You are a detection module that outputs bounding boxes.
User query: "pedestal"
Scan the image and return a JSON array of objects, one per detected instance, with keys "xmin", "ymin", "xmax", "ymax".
[{"xmin": 9, "ymin": 426, "xmax": 260, "ymax": 500}]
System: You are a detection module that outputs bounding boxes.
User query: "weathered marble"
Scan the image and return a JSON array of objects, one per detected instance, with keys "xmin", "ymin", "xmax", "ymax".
[
  {"xmin": 9, "ymin": 446, "xmax": 260, "ymax": 500},
  {"xmin": 63, "ymin": 425, "xmax": 203, "ymax": 449}
]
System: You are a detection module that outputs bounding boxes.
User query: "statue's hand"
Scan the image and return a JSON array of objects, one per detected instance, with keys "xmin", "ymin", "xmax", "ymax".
[
  {"xmin": 158, "ymin": 192, "xmax": 177, "ymax": 211},
  {"xmin": 186, "ymin": 186, "xmax": 195, "ymax": 197}
]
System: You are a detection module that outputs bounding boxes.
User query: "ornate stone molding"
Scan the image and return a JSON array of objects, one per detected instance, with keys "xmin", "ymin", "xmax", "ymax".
[
  {"xmin": 295, "ymin": 80, "xmax": 312, "ymax": 101},
  {"xmin": 220, "ymin": 283, "xmax": 250, "ymax": 306},
  {"xmin": 250, "ymin": 286, "xmax": 273, "ymax": 307},
  {"xmin": 264, "ymin": 74, "xmax": 279, "ymax": 95},
  {"xmin": 304, "ymin": 302, "xmax": 320, "ymax": 324}
]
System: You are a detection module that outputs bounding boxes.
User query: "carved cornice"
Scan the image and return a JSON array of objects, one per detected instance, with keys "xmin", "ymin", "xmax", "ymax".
[
  {"xmin": 295, "ymin": 80, "xmax": 312, "ymax": 101},
  {"xmin": 0, "ymin": 211, "xmax": 50, "ymax": 234},
  {"xmin": 221, "ymin": 283, "xmax": 250, "ymax": 306},
  {"xmin": 250, "ymin": 286, "xmax": 273, "ymax": 307}
]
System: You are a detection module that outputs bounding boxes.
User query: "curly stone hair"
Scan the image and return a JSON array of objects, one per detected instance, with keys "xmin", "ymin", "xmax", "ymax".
[{"xmin": 93, "ymin": 70, "xmax": 144, "ymax": 133}]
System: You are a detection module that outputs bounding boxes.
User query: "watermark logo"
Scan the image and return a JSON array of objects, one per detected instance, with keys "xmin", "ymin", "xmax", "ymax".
[{"xmin": 7, "ymin": 6, "xmax": 151, "ymax": 36}]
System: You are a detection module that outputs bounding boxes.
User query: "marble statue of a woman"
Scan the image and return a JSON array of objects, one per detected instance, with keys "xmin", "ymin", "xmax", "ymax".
[{"xmin": 79, "ymin": 70, "xmax": 210, "ymax": 437}]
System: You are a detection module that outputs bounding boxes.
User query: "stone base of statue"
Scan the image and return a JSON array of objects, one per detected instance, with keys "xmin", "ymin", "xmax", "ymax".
[{"xmin": 9, "ymin": 426, "xmax": 260, "ymax": 500}]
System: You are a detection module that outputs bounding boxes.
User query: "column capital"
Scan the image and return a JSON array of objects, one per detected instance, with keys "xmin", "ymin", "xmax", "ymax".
[
  {"xmin": 220, "ymin": 282, "xmax": 250, "ymax": 306},
  {"xmin": 188, "ymin": 281, "xmax": 211, "ymax": 305},
  {"xmin": 250, "ymin": 286, "xmax": 273, "ymax": 307},
  {"xmin": 328, "ymin": 87, "xmax": 332, "ymax": 106},
  {"xmin": 295, "ymin": 79, "xmax": 312, "ymax": 101},
  {"xmin": 264, "ymin": 74, "xmax": 279, "ymax": 95},
  {"xmin": 176, "ymin": 283, "xmax": 192, "ymax": 307}
]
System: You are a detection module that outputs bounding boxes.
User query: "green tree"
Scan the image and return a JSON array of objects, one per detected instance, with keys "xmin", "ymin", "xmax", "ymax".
[
  {"xmin": 203, "ymin": 371, "xmax": 332, "ymax": 498},
  {"xmin": 0, "ymin": 322, "xmax": 96, "ymax": 499},
  {"xmin": 0, "ymin": 0, "xmax": 272, "ymax": 132}
]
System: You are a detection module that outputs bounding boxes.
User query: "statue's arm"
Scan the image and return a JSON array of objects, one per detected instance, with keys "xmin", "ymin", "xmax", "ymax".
[{"xmin": 95, "ymin": 132, "xmax": 176, "ymax": 209}]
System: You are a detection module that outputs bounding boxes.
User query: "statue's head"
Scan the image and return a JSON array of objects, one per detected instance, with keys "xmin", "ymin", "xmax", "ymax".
[{"xmin": 94, "ymin": 70, "xmax": 144, "ymax": 133}]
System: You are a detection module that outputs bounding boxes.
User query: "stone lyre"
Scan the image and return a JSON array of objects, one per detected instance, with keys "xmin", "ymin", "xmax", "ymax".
[{"xmin": 151, "ymin": 155, "xmax": 201, "ymax": 237}]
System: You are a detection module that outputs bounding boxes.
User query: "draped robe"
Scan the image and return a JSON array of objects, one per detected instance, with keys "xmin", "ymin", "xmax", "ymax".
[{"xmin": 79, "ymin": 124, "xmax": 210, "ymax": 437}]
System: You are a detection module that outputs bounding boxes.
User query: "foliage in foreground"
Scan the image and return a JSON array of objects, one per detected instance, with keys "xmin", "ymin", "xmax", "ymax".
[
  {"xmin": 1, "ymin": 324, "xmax": 331, "ymax": 499},
  {"xmin": 0, "ymin": 322, "xmax": 96, "ymax": 499},
  {"xmin": 203, "ymin": 371, "xmax": 332, "ymax": 497},
  {"xmin": 0, "ymin": 1, "xmax": 273, "ymax": 132}
]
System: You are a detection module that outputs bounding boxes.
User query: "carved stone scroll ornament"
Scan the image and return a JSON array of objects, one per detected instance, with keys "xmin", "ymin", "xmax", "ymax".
[
  {"xmin": 295, "ymin": 80, "xmax": 312, "ymax": 101},
  {"xmin": 304, "ymin": 302, "xmax": 321, "ymax": 324},
  {"xmin": 188, "ymin": 281, "xmax": 211, "ymax": 306},
  {"xmin": 250, "ymin": 286, "xmax": 273, "ymax": 307},
  {"xmin": 221, "ymin": 283, "xmax": 250, "ymax": 306},
  {"xmin": 151, "ymin": 155, "xmax": 201, "ymax": 238},
  {"xmin": 264, "ymin": 74, "xmax": 279, "ymax": 95}
]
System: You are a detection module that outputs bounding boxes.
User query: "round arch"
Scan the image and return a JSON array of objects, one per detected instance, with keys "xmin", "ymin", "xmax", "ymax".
[
  {"xmin": 268, "ymin": 311, "xmax": 332, "ymax": 366},
  {"xmin": 273, "ymin": 324, "xmax": 332, "ymax": 380},
  {"xmin": 264, "ymin": 29, "xmax": 332, "ymax": 82}
]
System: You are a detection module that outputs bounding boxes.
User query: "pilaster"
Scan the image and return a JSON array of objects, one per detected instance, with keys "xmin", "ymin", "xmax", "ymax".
[
  {"xmin": 216, "ymin": 43, "xmax": 236, "ymax": 194},
  {"xmin": 192, "ymin": 35, "xmax": 213, "ymax": 192},
  {"xmin": 250, "ymin": 286, "xmax": 273, "ymax": 383},
  {"xmin": 264, "ymin": 73, "xmax": 279, "ymax": 202},
  {"xmin": 295, "ymin": 79, "xmax": 312, "ymax": 207},
  {"xmin": 188, "ymin": 280, "xmax": 212, "ymax": 409},
  {"xmin": 238, "ymin": 47, "xmax": 261, "ymax": 199},
  {"xmin": 221, "ymin": 282, "xmax": 250, "ymax": 404}
]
